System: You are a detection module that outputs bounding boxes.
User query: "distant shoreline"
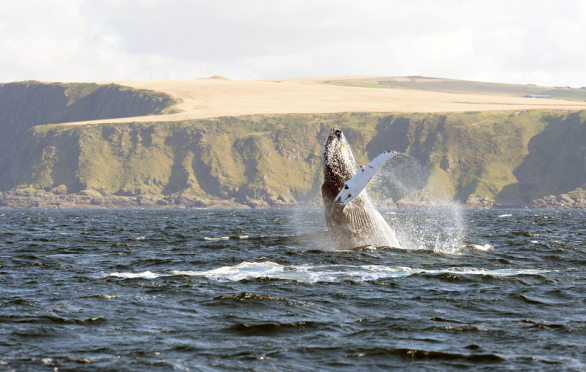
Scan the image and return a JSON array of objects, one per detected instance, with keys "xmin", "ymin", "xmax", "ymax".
[{"xmin": 1, "ymin": 191, "xmax": 584, "ymax": 210}]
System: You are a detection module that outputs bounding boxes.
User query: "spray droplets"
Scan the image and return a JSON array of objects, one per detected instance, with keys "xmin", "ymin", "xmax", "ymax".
[{"xmin": 369, "ymin": 153, "xmax": 466, "ymax": 254}]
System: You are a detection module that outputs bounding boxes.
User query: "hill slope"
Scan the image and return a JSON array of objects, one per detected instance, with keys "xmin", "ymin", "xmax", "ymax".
[
  {"xmin": 325, "ymin": 76, "xmax": 586, "ymax": 101},
  {"xmin": 0, "ymin": 81, "xmax": 180, "ymax": 191},
  {"xmin": 52, "ymin": 77, "xmax": 586, "ymax": 126},
  {"xmin": 1, "ymin": 79, "xmax": 585, "ymax": 209},
  {"xmin": 2, "ymin": 110, "xmax": 585, "ymax": 209}
]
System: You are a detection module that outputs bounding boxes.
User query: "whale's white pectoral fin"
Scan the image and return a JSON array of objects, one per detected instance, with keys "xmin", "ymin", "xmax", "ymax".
[{"xmin": 333, "ymin": 151, "xmax": 396, "ymax": 207}]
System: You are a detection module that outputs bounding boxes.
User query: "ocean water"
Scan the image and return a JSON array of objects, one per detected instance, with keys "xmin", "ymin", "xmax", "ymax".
[{"xmin": 1, "ymin": 208, "xmax": 586, "ymax": 371}]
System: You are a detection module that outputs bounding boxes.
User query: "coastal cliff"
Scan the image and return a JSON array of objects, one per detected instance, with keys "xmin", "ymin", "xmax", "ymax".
[
  {"xmin": 0, "ymin": 81, "xmax": 180, "ymax": 191},
  {"xmin": 1, "ymin": 108, "xmax": 585, "ymax": 208},
  {"xmin": 1, "ymin": 81, "xmax": 585, "ymax": 209}
]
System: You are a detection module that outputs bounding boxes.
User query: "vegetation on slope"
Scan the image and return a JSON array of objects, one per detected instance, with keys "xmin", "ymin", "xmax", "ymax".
[
  {"xmin": 543, "ymin": 89, "xmax": 586, "ymax": 102},
  {"xmin": 4, "ymin": 110, "xmax": 586, "ymax": 206},
  {"xmin": 325, "ymin": 77, "xmax": 586, "ymax": 102},
  {"xmin": 0, "ymin": 81, "xmax": 182, "ymax": 190}
]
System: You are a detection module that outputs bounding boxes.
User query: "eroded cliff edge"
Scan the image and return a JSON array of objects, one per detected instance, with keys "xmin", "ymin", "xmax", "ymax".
[
  {"xmin": 0, "ymin": 81, "xmax": 180, "ymax": 190},
  {"xmin": 1, "ymin": 101, "xmax": 586, "ymax": 208}
]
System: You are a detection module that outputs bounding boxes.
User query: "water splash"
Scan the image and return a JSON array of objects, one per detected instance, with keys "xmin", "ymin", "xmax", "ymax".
[
  {"xmin": 369, "ymin": 153, "xmax": 467, "ymax": 254},
  {"xmin": 301, "ymin": 153, "xmax": 468, "ymax": 252},
  {"xmin": 291, "ymin": 208, "xmax": 333, "ymax": 250},
  {"xmin": 389, "ymin": 205, "xmax": 467, "ymax": 254}
]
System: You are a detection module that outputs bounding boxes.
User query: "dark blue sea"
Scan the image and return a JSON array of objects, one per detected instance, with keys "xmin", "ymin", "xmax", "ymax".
[{"xmin": 1, "ymin": 208, "xmax": 586, "ymax": 371}]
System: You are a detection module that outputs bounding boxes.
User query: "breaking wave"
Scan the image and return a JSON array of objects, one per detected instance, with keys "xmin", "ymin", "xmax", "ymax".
[{"xmin": 107, "ymin": 262, "xmax": 548, "ymax": 283}]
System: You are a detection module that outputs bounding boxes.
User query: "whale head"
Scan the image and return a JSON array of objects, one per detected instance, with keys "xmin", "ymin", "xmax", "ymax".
[{"xmin": 323, "ymin": 128, "xmax": 357, "ymax": 192}]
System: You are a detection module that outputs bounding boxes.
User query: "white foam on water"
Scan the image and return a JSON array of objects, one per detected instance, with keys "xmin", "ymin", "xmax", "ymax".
[
  {"xmin": 168, "ymin": 261, "xmax": 549, "ymax": 283},
  {"xmin": 499, "ymin": 214, "xmax": 512, "ymax": 218},
  {"xmin": 93, "ymin": 294, "xmax": 118, "ymax": 299},
  {"xmin": 170, "ymin": 262, "xmax": 286, "ymax": 280},
  {"xmin": 107, "ymin": 271, "xmax": 159, "ymax": 279},
  {"xmin": 471, "ymin": 244, "xmax": 494, "ymax": 251},
  {"xmin": 132, "ymin": 236, "xmax": 146, "ymax": 241},
  {"xmin": 204, "ymin": 236, "xmax": 230, "ymax": 241}
]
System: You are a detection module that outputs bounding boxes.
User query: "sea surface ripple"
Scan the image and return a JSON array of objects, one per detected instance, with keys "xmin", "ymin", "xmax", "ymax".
[{"xmin": 1, "ymin": 209, "xmax": 586, "ymax": 371}]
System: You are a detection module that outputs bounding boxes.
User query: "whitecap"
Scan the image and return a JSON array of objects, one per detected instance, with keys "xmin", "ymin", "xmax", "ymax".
[
  {"xmin": 107, "ymin": 271, "xmax": 159, "ymax": 279},
  {"xmin": 204, "ymin": 236, "xmax": 230, "ymax": 241},
  {"xmin": 471, "ymin": 244, "xmax": 494, "ymax": 251},
  {"xmin": 170, "ymin": 262, "xmax": 285, "ymax": 280},
  {"xmin": 167, "ymin": 262, "xmax": 549, "ymax": 283},
  {"xmin": 132, "ymin": 236, "xmax": 146, "ymax": 241},
  {"xmin": 498, "ymin": 214, "xmax": 512, "ymax": 218},
  {"xmin": 93, "ymin": 294, "xmax": 118, "ymax": 299}
]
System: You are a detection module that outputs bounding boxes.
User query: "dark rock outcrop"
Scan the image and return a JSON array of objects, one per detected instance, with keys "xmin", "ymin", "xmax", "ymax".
[{"xmin": 531, "ymin": 194, "xmax": 586, "ymax": 209}]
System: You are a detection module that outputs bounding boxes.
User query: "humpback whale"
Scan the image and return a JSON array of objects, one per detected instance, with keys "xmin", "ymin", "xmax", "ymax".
[{"xmin": 322, "ymin": 128, "xmax": 400, "ymax": 250}]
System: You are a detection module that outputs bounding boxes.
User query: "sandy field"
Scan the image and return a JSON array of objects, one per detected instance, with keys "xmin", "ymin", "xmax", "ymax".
[{"xmin": 63, "ymin": 76, "xmax": 586, "ymax": 125}]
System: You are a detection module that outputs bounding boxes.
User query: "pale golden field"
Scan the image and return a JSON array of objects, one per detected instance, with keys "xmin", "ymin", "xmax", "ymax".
[{"xmin": 64, "ymin": 76, "xmax": 586, "ymax": 125}]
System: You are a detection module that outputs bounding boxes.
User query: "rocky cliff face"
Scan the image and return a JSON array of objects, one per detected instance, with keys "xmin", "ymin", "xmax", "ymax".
[
  {"xmin": 498, "ymin": 112, "xmax": 586, "ymax": 203},
  {"xmin": 0, "ymin": 81, "xmax": 180, "ymax": 191},
  {"xmin": 2, "ymin": 116, "xmax": 331, "ymax": 208},
  {"xmin": 1, "ymin": 83, "xmax": 585, "ymax": 209}
]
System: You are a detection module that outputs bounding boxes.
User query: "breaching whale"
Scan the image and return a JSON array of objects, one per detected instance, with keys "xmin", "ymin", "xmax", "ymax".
[{"xmin": 322, "ymin": 128, "xmax": 400, "ymax": 250}]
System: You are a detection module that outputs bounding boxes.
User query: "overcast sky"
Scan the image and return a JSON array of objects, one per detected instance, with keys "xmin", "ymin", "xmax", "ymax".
[{"xmin": 1, "ymin": 0, "xmax": 585, "ymax": 86}]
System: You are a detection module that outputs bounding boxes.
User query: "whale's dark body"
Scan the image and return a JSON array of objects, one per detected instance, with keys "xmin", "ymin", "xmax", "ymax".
[{"xmin": 322, "ymin": 128, "xmax": 399, "ymax": 250}]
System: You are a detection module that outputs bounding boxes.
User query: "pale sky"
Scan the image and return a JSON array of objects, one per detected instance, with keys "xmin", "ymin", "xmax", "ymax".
[{"xmin": 1, "ymin": 0, "xmax": 585, "ymax": 86}]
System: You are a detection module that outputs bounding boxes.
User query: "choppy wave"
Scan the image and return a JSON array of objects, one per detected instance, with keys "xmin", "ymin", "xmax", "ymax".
[
  {"xmin": 203, "ymin": 236, "xmax": 229, "ymax": 241},
  {"xmin": 204, "ymin": 235, "xmax": 249, "ymax": 241},
  {"xmin": 108, "ymin": 262, "xmax": 549, "ymax": 283},
  {"xmin": 108, "ymin": 271, "xmax": 159, "ymax": 279},
  {"xmin": 470, "ymin": 243, "xmax": 494, "ymax": 251},
  {"xmin": 3, "ymin": 208, "xmax": 585, "ymax": 371}
]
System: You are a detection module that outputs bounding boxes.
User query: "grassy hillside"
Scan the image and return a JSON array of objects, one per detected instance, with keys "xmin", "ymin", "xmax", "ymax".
[
  {"xmin": 324, "ymin": 77, "xmax": 586, "ymax": 102},
  {"xmin": 0, "ymin": 81, "xmax": 181, "ymax": 190},
  {"xmin": 544, "ymin": 89, "xmax": 586, "ymax": 102},
  {"xmin": 4, "ymin": 110, "xmax": 586, "ymax": 206}
]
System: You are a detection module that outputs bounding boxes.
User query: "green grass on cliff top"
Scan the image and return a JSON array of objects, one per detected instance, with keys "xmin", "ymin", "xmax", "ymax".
[
  {"xmin": 324, "ymin": 78, "xmax": 586, "ymax": 102},
  {"xmin": 544, "ymin": 89, "xmax": 586, "ymax": 102}
]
